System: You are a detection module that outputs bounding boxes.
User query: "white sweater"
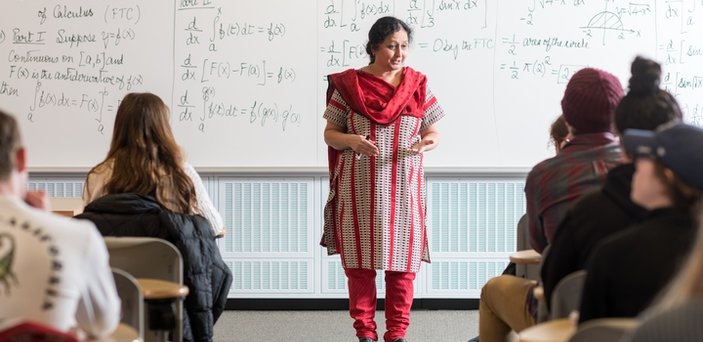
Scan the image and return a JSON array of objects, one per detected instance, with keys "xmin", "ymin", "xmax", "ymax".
[{"xmin": 0, "ymin": 196, "xmax": 120, "ymax": 338}]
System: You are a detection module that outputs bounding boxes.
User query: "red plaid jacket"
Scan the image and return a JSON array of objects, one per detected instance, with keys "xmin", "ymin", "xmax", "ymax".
[{"xmin": 525, "ymin": 132, "xmax": 623, "ymax": 252}]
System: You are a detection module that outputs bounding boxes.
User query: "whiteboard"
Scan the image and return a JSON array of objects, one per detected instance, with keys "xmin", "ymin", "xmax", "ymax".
[{"xmin": 1, "ymin": 0, "xmax": 701, "ymax": 170}]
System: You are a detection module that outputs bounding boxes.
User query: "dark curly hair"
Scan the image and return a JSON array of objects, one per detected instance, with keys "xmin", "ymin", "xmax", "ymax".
[{"xmin": 365, "ymin": 16, "xmax": 413, "ymax": 64}]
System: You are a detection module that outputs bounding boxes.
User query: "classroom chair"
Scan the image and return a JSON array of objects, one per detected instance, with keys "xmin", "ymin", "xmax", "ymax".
[
  {"xmin": 569, "ymin": 318, "xmax": 638, "ymax": 342},
  {"xmin": 112, "ymin": 268, "xmax": 144, "ymax": 341},
  {"xmin": 517, "ymin": 318, "xmax": 576, "ymax": 342},
  {"xmin": 627, "ymin": 299, "xmax": 703, "ymax": 342},
  {"xmin": 550, "ymin": 270, "xmax": 587, "ymax": 320},
  {"xmin": 104, "ymin": 237, "xmax": 188, "ymax": 342},
  {"xmin": 516, "ymin": 213, "xmax": 529, "ymax": 251},
  {"xmin": 513, "ymin": 214, "xmax": 543, "ymax": 280}
]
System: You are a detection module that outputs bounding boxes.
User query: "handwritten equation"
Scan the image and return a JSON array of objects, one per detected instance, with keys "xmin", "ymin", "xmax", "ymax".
[
  {"xmin": 2, "ymin": 0, "xmax": 703, "ymax": 168},
  {"xmin": 176, "ymin": 87, "xmax": 301, "ymax": 132},
  {"xmin": 0, "ymin": 2, "xmax": 153, "ymax": 136},
  {"xmin": 178, "ymin": 57, "xmax": 296, "ymax": 85},
  {"xmin": 174, "ymin": 1, "xmax": 304, "ymax": 133}
]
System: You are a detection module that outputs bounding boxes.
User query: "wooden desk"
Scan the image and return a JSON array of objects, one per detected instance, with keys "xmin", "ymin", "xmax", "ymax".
[
  {"xmin": 90, "ymin": 323, "xmax": 140, "ymax": 342},
  {"xmin": 49, "ymin": 197, "xmax": 83, "ymax": 217},
  {"xmin": 52, "ymin": 210, "xmax": 77, "ymax": 217},
  {"xmin": 137, "ymin": 278, "xmax": 189, "ymax": 300},
  {"xmin": 510, "ymin": 249, "xmax": 542, "ymax": 264},
  {"xmin": 518, "ymin": 318, "xmax": 576, "ymax": 342}
]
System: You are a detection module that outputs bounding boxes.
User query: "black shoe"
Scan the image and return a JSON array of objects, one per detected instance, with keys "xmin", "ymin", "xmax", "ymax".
[
  {"xmin": 393, "ymin": 339, "xmax": 407, "ymax": 342},
  {"xmin": 468, "ymin": 337, "xmax": 479, "ymax": 342},
  {"xmin": 359, "ymin": 338, "xmax": 374, "ymax": 342}
]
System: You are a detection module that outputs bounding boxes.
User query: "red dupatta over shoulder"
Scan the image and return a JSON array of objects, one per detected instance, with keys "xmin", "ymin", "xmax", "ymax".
[
  {"xmin": 324, "ymin": 66, "xmax": 427, "ymax": 177},
  {"xmin": 326, "ymin": 67, "xmax": 427, "ymax": 124}
]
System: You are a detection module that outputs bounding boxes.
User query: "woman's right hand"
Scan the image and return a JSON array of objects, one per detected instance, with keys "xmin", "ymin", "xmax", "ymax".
[
  {"xmin": 351, "ymin": 134, "xmax": 378, "ymax": 157},
  {"xmin": 324, "ymin": 121, "xmax": 378, "ymax": 156}
]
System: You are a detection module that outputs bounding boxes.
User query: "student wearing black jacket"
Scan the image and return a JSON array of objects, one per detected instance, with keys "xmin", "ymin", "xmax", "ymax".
[
  {"xmin": 541, "ymin": 163, "xmax": 647, "ymax": 307},
  {"xmin": 579, "ymin": 123, "xmax": 703, "ymax": 323},
  {"xmin": 76, "ymin": 193, "xmax": 232, "ymax": 342}
]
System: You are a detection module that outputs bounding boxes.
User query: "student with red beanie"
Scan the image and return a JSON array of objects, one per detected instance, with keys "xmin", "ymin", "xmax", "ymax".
[{"xmin": 526, "ymin": 67, "xmax": 625, "ymax": 253}]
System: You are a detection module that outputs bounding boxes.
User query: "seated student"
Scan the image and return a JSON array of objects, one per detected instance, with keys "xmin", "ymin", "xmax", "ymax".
[
  {"xmin": 474, "ymin": 67, "xmax": 624, "ymax": 342},
  {"xmin": 0, "ymin": 110, "xmax": 119, "ymax": 338},
  {"xmin": 579, "ymin": 123, "xmax": 703, "ymax": 323},
  {"xmin": 525, "ymin": 68, "xmax": 624, "ymax": 253},
  {"xmin": 541, "ymin": 56, "xmax": 683, "ymax": 307},
  {"xmin": 82, "ymin": 92, "xmax": 225, "ymax": 237},
  {"xmin": 626, "ymin": 212, "xmax": 703, "ymax": 342},
  {"xmin": 76, "ymin": 193, "xmax": 231, "ymax": 342},
  {"xmin": 76, "ymin": 93, "xmax": 231, "ymax": 342},
  {"xmin": 502, "ymin": 114, "xmax": 567, "ymax": 276}
]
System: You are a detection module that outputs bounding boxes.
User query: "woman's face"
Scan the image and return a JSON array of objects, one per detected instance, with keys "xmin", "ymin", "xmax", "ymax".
[
  {"xmin": 371, "ymin": 29, "xmax": 408, "ymax": 72},
  {"xmin": 631, "ymin": 158, "xmax": 671, "ymax": 209}
]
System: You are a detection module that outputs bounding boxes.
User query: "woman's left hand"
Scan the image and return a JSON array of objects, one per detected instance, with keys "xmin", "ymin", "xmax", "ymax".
[
  {"xmin": 410, "ymin": 139, "xmax": 435, "ymax": 154},
  {"xmin": 410, "ymin": 123, "xmax": 440, "ymax": 154}
]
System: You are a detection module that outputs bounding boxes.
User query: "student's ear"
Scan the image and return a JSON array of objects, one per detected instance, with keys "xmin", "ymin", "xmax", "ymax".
[{"xmin": 15, "ymin": 147, "xmax": 27, "ymax": 173}]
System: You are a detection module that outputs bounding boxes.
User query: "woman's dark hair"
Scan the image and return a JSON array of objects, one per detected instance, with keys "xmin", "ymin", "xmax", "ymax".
[
  {"xmin": 88, "ymin": 92, "xmax": 197, "ymax": 213},
  {"xmin": 365, "ymin": 16, "xmax": 413, "ymax": 64},
  {"xmin": 549, "ymin": 115, "xmax": 568, "ymax": 150},
  {"xmin": 614, "ymin": 56, "xmax": 683, "ymax": 135}
]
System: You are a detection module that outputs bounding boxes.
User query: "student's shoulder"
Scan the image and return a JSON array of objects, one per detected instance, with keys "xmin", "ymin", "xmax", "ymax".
[
  {"xmin": 86, "ymin": 159, "xmax": 114, "ymax": 180},
  {"xmin": 182, "ymin": 161, "xmax": 196, "ymax": 172},
  {"xmin": 181, "ymin": 162, "xmax": 201, "ymax": 179},
  {"xmin": 526, "ymin": 154, "xmax": 565, "ymax": 183}
]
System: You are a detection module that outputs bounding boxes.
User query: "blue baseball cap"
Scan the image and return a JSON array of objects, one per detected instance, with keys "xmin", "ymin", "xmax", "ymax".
[{"xmin": 623, "ymin": 123, "xmax": 703, "ymax": 191}]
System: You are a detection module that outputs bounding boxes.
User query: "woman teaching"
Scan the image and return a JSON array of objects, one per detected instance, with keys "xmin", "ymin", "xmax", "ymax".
[{"xmin": 321, "ymin": 16, "xmax": 445, "ymax": 342}]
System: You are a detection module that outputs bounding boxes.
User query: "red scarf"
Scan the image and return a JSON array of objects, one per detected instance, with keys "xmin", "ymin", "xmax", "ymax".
[
  {"xmin": 326, "ymin": 67, "xmax": 427, "ymax": 124},
  {"xmin": 325, "ymin": 66, "xmax": 427, "ymax": 175}
]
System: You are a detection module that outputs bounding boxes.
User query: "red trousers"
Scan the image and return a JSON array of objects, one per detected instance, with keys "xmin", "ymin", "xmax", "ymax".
[{"xmin": 345, "ymin": 268, "xmax": 416, "ymax": 342}]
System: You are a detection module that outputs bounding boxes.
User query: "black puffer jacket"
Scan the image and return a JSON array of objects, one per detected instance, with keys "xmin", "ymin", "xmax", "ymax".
[{"xmin": 75, "ymin": 193, "xmax": 232, "ymax": 342}]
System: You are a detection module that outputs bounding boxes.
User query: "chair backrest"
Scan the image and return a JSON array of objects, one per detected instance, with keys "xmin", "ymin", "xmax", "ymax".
[
  {"xmin": 105, "ymin": 237, "xmax": 185, "ymax": 342},
  {"xmin": 627, "ymin": 299, "xmax": 703, "ymax": 342},
  {"xmin": 516, "ymin": 213, "xmax": 529, "ymax": 250},
  {"xmin": 550, "ymin": 270, "xmax": 587, "ymax": 320},
  {"xmin": 570, "ymin": 318, "xmax": 638, "ymax": 342},
  {"xmin": 112, "ymin": 267, "xmax": 144, "ymax": 340},
  {"xmin": 103, "ymin": 237, "xmax": 183, "ymax": 284}
]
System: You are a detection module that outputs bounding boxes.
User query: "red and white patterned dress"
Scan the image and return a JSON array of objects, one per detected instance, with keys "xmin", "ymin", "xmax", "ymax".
[{"xmin": 322, "ymin": 70, "xmax": 445, "ymax": 273}]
